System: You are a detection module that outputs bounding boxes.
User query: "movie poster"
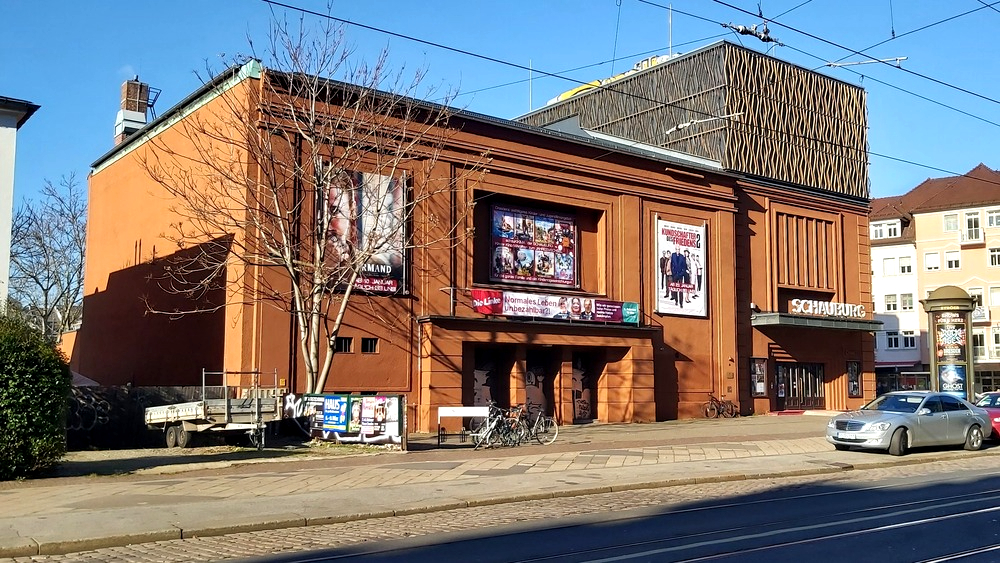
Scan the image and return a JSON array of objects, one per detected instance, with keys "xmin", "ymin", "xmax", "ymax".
[
  {"xmin": 490, "ymin": 204, "xmax": 577, "ymax": 288},
  {"xmin": 934, "ymin": 311, "xmax": 967, "ymax": 362},
  {"xmin": 938, "ymin": 364, "xmax": 967, "ymax": 399},
  {"xmin": 655, "ymin": 219, "xmax": 707, "ymax": 317},
  {"xmin": 327, "ymin": 171, "xmax": 407, "ymax": 294}
]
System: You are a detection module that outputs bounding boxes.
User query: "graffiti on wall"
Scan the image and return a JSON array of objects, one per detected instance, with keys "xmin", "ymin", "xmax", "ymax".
[
  {"xmin": 572, "ymin": 366, "xmax": 593, "ymax": 421},
  {"xmin": 524, "ymin": 366, "xmax": 548, "ymax": 416},
  {"xmin": 66, "ymin": 385, "xmax": 191, "ymax": 450},
  {"xmin": 473, "ymin": 363, "xmax": 495, "ymax": 407}
]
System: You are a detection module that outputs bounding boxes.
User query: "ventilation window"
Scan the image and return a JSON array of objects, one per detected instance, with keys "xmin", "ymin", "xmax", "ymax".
[
  {"xmin": 335, "ymin": 337, "xmax": 353, "ymax": 353},
  {"xmin": 361, "ymin": 338, "xmax": 379, "ymax": 354}
]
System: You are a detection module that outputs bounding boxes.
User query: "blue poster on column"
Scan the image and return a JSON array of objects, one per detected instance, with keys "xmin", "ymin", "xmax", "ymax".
[
  {"xmin": 938, "ymin": 364, "xmax": 967, "ymax": 399},
  {"xmin": 322, "ymin": 395, "xmax": 348, "ymax": 431}
]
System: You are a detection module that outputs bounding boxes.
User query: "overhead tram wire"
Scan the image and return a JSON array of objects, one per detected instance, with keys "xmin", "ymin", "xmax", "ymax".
[
  {"xmin": 831, "ymin": 0, "xmax": 990, "ymax": 61},
  {"xmin": 259, "ymin": 0, "xmax": 729, "ymax": 127},
  {"xmin": 634, "ymin": 0, "xmax": 1000, "ymax": 182},
  {"xmin": 451, "ymin": 35, "xmax": 728, "ymax": 102},
  {"xmin": 259, "ymin": 0, "xmax": 1000, "ymax": 192},
  {"xmin": 262, "ymin": 0, "xmax": 870, "ymax": 161},
  {"xmin": 712, "ymin": 0, "xmax": 1000, "ymax": 108},
  {"xmin": 637, "ymin": 0, "xmax": 1000, "ymax": 130}
]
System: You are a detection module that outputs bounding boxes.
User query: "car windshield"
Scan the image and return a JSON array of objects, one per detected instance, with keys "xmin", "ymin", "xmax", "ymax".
[
  {"xmin": 862, "ymin": 394, "xmax": 924, "ymax": 413},
  {"xmin": 976, "ymin": 394, "xmax": 1000, "ymax": 408}
]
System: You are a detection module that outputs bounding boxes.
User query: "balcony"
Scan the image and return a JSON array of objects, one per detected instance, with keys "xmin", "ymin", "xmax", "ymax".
[{"xmin": 960, "ymin": 229, "xmax": 984, "ymax": 245}]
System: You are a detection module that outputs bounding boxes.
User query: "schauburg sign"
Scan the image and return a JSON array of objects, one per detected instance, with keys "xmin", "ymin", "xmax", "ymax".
[{"xmin": 790, "ymin": 299, "xmax": 866, "ymax": 319}]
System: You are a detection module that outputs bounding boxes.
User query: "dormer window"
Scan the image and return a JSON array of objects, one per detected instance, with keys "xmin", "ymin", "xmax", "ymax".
[{"xmin": 871, "ymin": 220, "xmax": 900, "ymax": 240}]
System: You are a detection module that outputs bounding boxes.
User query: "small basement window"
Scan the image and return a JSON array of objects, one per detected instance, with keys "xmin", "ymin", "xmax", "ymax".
[
  {"xmin": 361, "ymin": 338, "xmax": 379, "ymax": 354},
  {"xmin": 335, "ymin": 337, "xmax": 353, "ymax": 353}
]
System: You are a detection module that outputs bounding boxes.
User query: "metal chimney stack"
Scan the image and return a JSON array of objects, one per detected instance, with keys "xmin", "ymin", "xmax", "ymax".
[{"xmin": 114, "ymin": 77, "xmax": 149, "ymax": 145}]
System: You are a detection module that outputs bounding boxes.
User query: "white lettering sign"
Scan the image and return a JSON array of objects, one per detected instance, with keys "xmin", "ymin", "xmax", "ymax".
[{"xmin": 790, "ymin": 299, "xmax": 866, "ymax": 319}]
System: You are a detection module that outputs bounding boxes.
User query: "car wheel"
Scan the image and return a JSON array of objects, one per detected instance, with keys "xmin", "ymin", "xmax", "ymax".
[
  {"xmin": 834, "ymin": 444, "xmax": 850, "ymax": 451},
  {"xmin": 964, "ymin": 425, "xmax": 984, "ymax": 451},
  {"xmin": 888, "ymin": 427, "xmax": 908, "ymax": 456}
]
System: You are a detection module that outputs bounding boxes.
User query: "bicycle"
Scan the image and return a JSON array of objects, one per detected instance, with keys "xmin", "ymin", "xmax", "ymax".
[
  {"xmin": 520, "ymin": 406, "xmax": 558, "ymax": 445},
  {"xmin": 472, "ymin": 403, "xmax": 528, "ymax": 449},
  {"xmin": 703, "ymin": 394, "xmax": 739, "ymax": 418}
]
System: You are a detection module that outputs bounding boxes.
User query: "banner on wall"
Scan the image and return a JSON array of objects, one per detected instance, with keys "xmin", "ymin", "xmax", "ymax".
[
  {"xmin": 655, "ymin": 219, "xmax": 707, "ymax": 317},
  {"xmin": 326, "ymin": 171, "xmax": 407, "ymax": 294},
  {"xmin": 490, "ymin": 204, "xmax": 578, "ymax": 288},
  {"xmin": 471, "ymin": 289, "xmax": 639, "ymax": 324}
]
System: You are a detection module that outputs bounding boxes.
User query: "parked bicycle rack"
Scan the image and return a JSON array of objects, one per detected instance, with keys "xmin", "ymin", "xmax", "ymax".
[{"xmin": 436, "ymin": 406, "xmax": 490, "ymax": 446}]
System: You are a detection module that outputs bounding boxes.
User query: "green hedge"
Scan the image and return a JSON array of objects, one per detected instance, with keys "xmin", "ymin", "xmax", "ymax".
[{"xmin": 0, "ymin": 316, "xmax": 71, "ymax": 479}]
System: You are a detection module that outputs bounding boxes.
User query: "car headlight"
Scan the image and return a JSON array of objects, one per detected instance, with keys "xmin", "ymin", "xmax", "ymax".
[
  {"xmin": 827, "ymin": 419, "xmax": 836, "ymax": 428},
  {"xmin": 993, "ymin": 417, "xmax": 1000, "ymax": 423},
  {"xmin": 867, "ymin": 421, "xmax": 892, "ymax": 432}
]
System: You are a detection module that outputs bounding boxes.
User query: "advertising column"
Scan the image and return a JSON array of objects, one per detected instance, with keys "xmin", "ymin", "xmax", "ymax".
[{"xmin": 921, "ymin": 286, "xmax": 975, "ymax": 401}]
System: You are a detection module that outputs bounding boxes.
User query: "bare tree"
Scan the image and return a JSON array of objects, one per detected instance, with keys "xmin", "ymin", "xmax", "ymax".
[
  {"xmin": 140, "ymin": 13, "xmax": 486, "ymax": 394},
  {"xmin": 9, "ymin": 174, "xmax": 87, "ymax": 340}
]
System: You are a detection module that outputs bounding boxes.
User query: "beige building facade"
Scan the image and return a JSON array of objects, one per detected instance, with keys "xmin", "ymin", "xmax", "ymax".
[{"xmin": 872, "ymin": 164, "xmax": 1000, "ymax": 395}]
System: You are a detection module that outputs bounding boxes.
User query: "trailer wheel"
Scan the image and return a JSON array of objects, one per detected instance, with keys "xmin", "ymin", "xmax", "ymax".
[
  {"xmin": 176, "ymin": 427, "xmax": 193, "ymax": 448},
  {"xmin": 165, "ymin": 425, "xmax": 179, "ymax": 448}
]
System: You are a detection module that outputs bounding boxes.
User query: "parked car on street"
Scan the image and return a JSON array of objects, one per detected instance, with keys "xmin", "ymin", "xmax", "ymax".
[
  {"xmin": 974, "ymin": 391, "xmax": 1000, "ymax": 439},
  {"xmin": 826, "ymin": 391, "xmax": 989, "ymax": 456}
]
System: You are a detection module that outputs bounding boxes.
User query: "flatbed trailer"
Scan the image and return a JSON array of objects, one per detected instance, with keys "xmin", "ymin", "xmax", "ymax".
[{"xmin": 144, "ymin": 369, "xmax": 283, "ymax": 449}]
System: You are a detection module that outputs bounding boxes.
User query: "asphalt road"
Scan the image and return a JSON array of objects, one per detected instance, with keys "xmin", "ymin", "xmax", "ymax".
[{"xmin": 233, "ymin": 458, "xmax": 1000, "ymax": 563}]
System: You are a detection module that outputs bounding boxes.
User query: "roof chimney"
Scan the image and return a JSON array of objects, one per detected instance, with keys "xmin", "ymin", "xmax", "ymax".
[{"xmin": 114, "ymin": 77, "xmax": 149, "ymax": 145}]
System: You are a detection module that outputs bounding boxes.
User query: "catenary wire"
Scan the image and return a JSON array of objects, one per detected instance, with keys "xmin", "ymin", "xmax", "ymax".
[
  {"xmin": 260, "ymin": 0, "xmax": 869, "ymax": 162},
  {"xmin": 259, "ymin": 0, "xmax": 1000, "ymax": 191},
  {"xmin": 713, "ymin": 0, "xmax": 1000, "ymax": 107}
]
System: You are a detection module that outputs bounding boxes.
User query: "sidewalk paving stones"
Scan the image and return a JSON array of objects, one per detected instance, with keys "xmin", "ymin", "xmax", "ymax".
[{"xmin": 1, "ymin": 413, "xmax": 996, "ymax": 558}]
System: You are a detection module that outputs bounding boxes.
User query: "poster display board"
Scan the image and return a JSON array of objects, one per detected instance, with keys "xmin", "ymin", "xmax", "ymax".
[
  {"xmin": 655, "ymin": 219, "xmax": 707, "ymax": 317},
  {"xmin": 750, "ymin": 358, "xmax": 767, "ymax": 397},
  {"xmin": 490, "ymin": 204, "xmax": 577, "ymax": 288},
  {"xmin": 305, "ymin": 394, "xmax": 405, "ymax": 445}
]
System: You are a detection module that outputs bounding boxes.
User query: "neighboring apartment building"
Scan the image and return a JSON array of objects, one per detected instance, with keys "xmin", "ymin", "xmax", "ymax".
[
  {"xmin": 870, "ymin": 199, "xmax": 923, "ymax": 393},
  {"xmin": 0, "ymin": 96, "xmax": 39, "ymax": 308},
  {"xmin": 871, "ymin": 164, "xmax": 1000, "ymax": 395},
  {"xmin": 71, "ymin": 41, "xmax": 878, "ymax": 432}
]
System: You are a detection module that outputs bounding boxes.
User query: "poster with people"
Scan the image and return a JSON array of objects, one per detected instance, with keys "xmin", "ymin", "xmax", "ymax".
[
  {"xmin": 326, "ymin": 170, "xmax": 407, "ymax": 294},
  {"xmin": 656, "ymin": 219, "xmax": 707, "ymax": 317},
  {"xmin": 471, "ymin": 289, "xmax": 639, "ymax": 324},
  {"xmin": 491, "ymin": 204, "xmax": 577, "ymax": 288}
]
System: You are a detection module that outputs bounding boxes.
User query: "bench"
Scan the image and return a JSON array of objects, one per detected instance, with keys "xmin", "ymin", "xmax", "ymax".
[{"xmin": 437, "ymin": 406, "xmax": 489, "ymax": 446}]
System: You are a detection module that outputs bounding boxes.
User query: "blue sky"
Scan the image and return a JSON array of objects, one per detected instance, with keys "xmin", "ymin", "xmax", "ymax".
[{"xmin": 3, "ymin": 1, "xmax": 998, "ymax": 203}]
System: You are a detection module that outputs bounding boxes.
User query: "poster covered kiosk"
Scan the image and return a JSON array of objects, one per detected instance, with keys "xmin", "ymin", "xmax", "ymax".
[{"xmin": 920, "ymin": 286, "xmax": 975, "ymax": 401}]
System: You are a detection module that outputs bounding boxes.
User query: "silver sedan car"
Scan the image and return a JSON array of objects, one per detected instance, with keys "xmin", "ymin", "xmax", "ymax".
[{"xmin": 826, "ymin": 391, "xmax": 989, "ymax": 456}]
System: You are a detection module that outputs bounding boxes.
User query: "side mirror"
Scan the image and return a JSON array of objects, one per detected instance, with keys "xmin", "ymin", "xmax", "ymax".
[{"xmin": 916, "ymin": 407, "xmax": 932, "ymax": 416}]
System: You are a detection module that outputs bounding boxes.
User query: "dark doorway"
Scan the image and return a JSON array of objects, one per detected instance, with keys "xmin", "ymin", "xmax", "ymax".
[
  {"xmin": 525, "ymin": 348, "xmax": 558, "ymax": 416},
  {"xmin": 469, "ymin": 344, "xmax": 515, "ymax": 408},
  {"xmin": 776, "ymin": 362, "xmax": 825, "ymax": 410},
  {"xmin": 571, "ymin": 350, "xmax": 604, "ymax": 422}
]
